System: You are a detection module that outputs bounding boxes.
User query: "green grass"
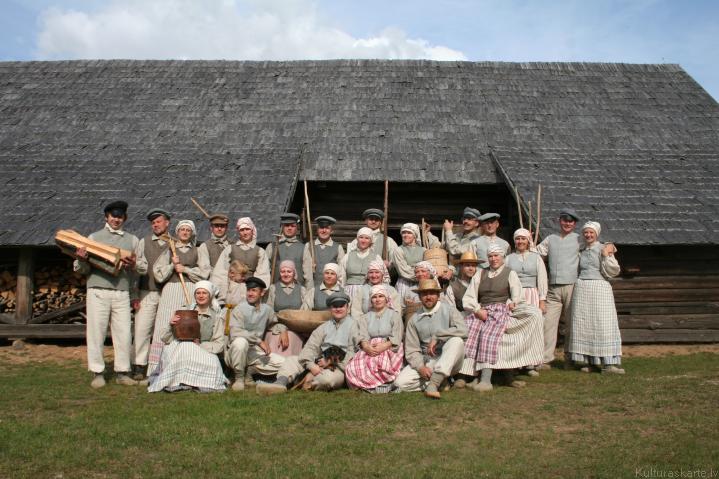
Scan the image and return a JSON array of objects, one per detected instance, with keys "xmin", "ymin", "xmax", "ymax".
[{"xmin": 1, "ymin": 354, "xmax": 718, "ymax": 478}]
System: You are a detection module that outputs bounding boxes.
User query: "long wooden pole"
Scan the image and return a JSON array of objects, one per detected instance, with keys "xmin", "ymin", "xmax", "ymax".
[
  {"xmin": 534, "ymin": 184, "xmax": 543, "ymax": 245},
  {"xmin": 304, "ymin": 180, "xmax": 316, "ymax": 272},
  {"xmin": 382, "ymin": 180, "xmax": 389, "ymax": 261},
  {"xmin": 166, "ymin": 236, "xmax": 192, "ymax": 305},
  {"xmin": 513, "ymin": 185, "xmax": 524, "ymax": 229},
  {"xmin": 528, "ymin": 200, "xmax": 533, "ymax": 240},
  {"xmin": 190, "ymin": 197, "xmax": 211, "ymax": 220}
]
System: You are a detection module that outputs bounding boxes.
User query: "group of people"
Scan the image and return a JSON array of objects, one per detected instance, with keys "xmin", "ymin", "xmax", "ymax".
[{"xmin": 74, "ymin": 200, "xmax": 623, "ymax": 398}]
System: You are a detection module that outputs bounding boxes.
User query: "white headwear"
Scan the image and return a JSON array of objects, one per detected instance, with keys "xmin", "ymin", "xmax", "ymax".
[
  {"xmin": 193, "ymin": 280, "xmax": 220, "ymax": 311},
  {"xmin": 323, "ymin": 263, "xmax": 340, "ymax": 275},
  {"xmin": 513, "ymin": 228, "xmax": 531, "ymax": 240},
  {"xmin": 414, "ymin": 260, "xmax": 437, "ymax": 279},
  {"xmin": 487, "ymin": 244, "xmax": 506, "ymax": 257},
  {"xmin": 236, "ymin": 217, "xmax": 257, "ymax": 240},
  {"xmin": 400, "ymin": 223, "xmax": 421, "ymax": 246},
  {"xmin": 582, "ymin": 221, "xmax": 601, "ymax": 237},
  {"xmin": 357, "ymin": 227, "xmax": 374, "ymax": 240},
  {"xmin": 175, "ymin": 219, "xmax": 196, "ymax": 243}
]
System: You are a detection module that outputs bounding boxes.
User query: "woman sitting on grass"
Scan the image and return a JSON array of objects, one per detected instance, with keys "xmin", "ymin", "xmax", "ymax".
[
  {"xmin": 147, "ymin": 280, "xmax": 228, "ymax": 392},
  {"xmin": 345, "ymin": 284, "xmax": 404, "ymax": 393}
]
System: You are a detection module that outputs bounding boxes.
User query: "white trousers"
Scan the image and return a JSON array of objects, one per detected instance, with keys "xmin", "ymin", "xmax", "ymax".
[
  {"xmin": 277, "ymin": 355, "xmax": 346, "ymax": 391},
  {"xmin": 225, "ymin": 337, "xmax": 285, "ymax": 377},
  {"xmin": 86, "ymin": 288, "xmax": 132, "ymax": 373},
  {"xmin": 133, "ymin": 290, "xmax": 160, "ymax": 366},
  {"xmin": 543, "ymin": 284, "xmax": 574, "ymax": 363},
  {"xmin": 394, "ymin": 337, "xmax": 465, "ymax": 392}
]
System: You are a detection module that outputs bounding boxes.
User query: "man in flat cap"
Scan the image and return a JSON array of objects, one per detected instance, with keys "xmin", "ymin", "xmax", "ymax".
[
  {"xmin": 203, "ymin": 214, "xmax": 231, "ymax": 268},
  {"xmin": 211, "ymin": 216, "xmax": 271, "ymax": 303},
  {"xmin": 535, "ymin": 207, "xmax": 582, "ymax": 369},
  {"xmin": 303, "ymin": 215, "xmax": 345, "ymax": 285},
  {"xmin": 74, "ymin": 200, "xmax": 141, "ymax": 388},
  {"xmin": 265, "ymin": 213, "xmax": 311, "ymax": 287},
  {"xmin": 225, "ymin": 277, "xmax": 286, "ymax": 391},
  {"xmin": 347, "ymin": 208, "xmax": 398, "ymax": 268},
  {"xmin": 471, "ymin": 213, "xmax": 512, "ymax": 269},
  {"xmin": 427, "ymin": 207, "xmax": 483, "ymax": 262},
  {"xmin": 257, "ymin": 291, "xmax": 358, "ymax": 394},
  {"xmin": 131, "ymin": 207, "xmax": 171, "ymax": 380},
  {"xmin": 394, "ymin": 279, "xmax": 467, "ymax": 399}
]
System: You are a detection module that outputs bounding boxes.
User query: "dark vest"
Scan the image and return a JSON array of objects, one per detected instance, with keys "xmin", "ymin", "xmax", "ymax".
[
  {"xmin": 478, "ymin": 267, "xmax": 511, "ymax": 306},
  {"xmin": 449, "ymin": 278, "xmax": 469, "ymax": 312},
  {"xmin": 139, "ymin": 234, "xmax": 168, "ymax": 292},
  {"xmin": 273, "ymin": 239, "xmax": 306, "ymax": 285},
  {"xmin": 167, "ymin": 246, "xmax": 199, "ymax": 284},
  {"xmin": 272, "ymin": 283, "xmax": 302, "ymax": 312},
  {"xmin": 203, "ymin": 238, "xmax": 227, "ymax": 267},
  {"xmin": 230, "ymin": 244, "xmax": 261, "ymax": 274},
  {"xmin": 313, "ymin": 284, "xmax": 344, "ymax": 311},
  {"xmin": 313, "ymin": 242, "xmax": 340, "ymax": 284}
]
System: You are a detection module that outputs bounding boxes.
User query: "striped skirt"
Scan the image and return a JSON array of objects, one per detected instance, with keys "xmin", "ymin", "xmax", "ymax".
[
  {"xmin": 522, "ymin": 287, "xmax": 540, "ymax": 308},
  {"xmin": 147, "ymin": 341, "xmax": 228, "ymax": 393},
  {"xmin": 148, "ymin": 281, "xmax": 196, "ymax": 376},
  {"xmin": 465, "ymin": 303, "xmax": 510, "ymax": 364},
  {"xmin": 345, "ymin": 337, "xmax": 404, "ymax": 390},
  {"xmin": 568, "ymin": 279, "xmax": 622, "ymax": 365},
  {"xmin": 476, "ymin": 303, "xmax": 544, "ymax": 369}
]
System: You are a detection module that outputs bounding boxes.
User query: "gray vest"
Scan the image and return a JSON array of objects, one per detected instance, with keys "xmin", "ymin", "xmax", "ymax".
[
  {"xmin": 449, "ymin": 278, "xmax": 469, "ymax": 311},
  {"xmin": 273, "ymin": 238, "xmax": 306, "ymax": 285},
  {"xmin": 321, "ymin": 315, "xmax": 355, "ymax": 353},
  {"xmin": 313, "ymin": 284, "xmax": 344, "ymax": 311},
  {"xmin": 84, "ymin": 228, "xmax": 138, "ymax": 292},
  {"xmin": 272, "ymin": 283, "xmax": 302, "ymax": 312},
  {"xmin": 167, "ymin": 246, "xmax": 199, "ymax": 284},
  {"xmin": 370, "ymin": 232, "xmax": 386, "ymax": 258},
  {"xmin": 578, "ymin": 243, "xmax": 605, "ymax": 281},
  {"xmin": 236, "ymin": 302, "xmax": 274, "ymax": 337},
  {"xmin": 401, "ymin": 244, "xmax": 425, "ymax": 268},
  {"xmin": 230, "ymin": 244, "xmax": 260, "ymax": 274},
  {"xmin": 411, "ymin": 303, "xmax": 453, "ymax": 346},
  {"xmin": 313, "ymin": 241, "xmax": 340, "ymax": 284},
  {"xmin": 478, "ymin": 268, "xmax": 511, "ymax": 306},
  {"xmin": 506, "ymin": 252, "xmax": 539, "ymax": 288},
  {"xmin": 139, "ymin": 234, "xmax": 168, "ymax": 292},
  {"xmin": 345, "ymin": 250, "xmax": 373, "ymax": 285},
  {"xmin": 365, "ymin": 309, "xmax": 394, "ymax": 339},
  {"xmin": 546, "ymin": 233, "xmax": 580, "ymax": 285},
  {"xmin": 203, "ymin": 237, "xmax": 227, "ymax": 267}
]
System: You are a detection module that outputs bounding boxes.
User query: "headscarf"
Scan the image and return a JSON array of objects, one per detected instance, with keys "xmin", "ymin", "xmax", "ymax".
[
  {"xmin": 513, "ymin": 228, "xmax": 534, "ymax": 250},
  {"xmin": 487, "ymin": 244, "xmax": 506, "ymax": 257},
  {"xmin": 175, "ymin": 219, "xmax": 196, "ymax": 243},
  {"xmin": 278, "ymin": 259, "xmax": 297, "ymax": 283},
  {"xmin": 236, "ymin": 217, "xmax": 257, "ymax": 240},
  {"xmin": 414, "ymin": 260, "xmax": 437, "ymax": 279},
  {"xmin": 357, "ymin": 227, "xmax": 374, "ymax": 241},
  {"xmin": 192, "ymin": 280, "xmax": 220, "ymax": 311},
  {"xmin": 400, "ymin": 223, "xmax": 421, "ymax": 246},
  {"xmin": 323, "ymin": 263, "xmax": 340, "ymax": 286},
  {"xmin": 369, "ymin": 284, "xmax": 395, "ymax": 311},
  {"xmin": 366, "ymin": 259, "xmax": 390, "ymax": 284},
  {"xmin": 582, "ymin": 221, "xmax": 601, "ymax": 237}
]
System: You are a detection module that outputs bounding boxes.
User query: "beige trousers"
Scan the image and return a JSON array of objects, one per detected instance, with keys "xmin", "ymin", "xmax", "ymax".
[
  {"xmin": 394, "ymin": 337, "xmax": 465, "ymax": 392},
  {"xmin": 277, "ymin": 355, "xmax": 346, "ymax": 391},
  {"xmin": 133, "ymin": 289, "xmax": 161, "ymax": 366},
  {"xmin": 86, "ymin": 288, "xmax": 132, "ymax": 373},
  {"xmin": 226, "ymin": 337, "xmax": 285, "ymax": 377},
  {"xmin": 543, "ymin": 284, "xmax": 575, "ymax": 363}
]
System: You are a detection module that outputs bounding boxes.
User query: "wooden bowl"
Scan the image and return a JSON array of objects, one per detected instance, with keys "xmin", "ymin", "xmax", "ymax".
[
  {"xmin": 172, "ymin": 309, "xmax": 200, "ymax": 341},
  {"xmin": 276, "ymin": 309, "xmax": 332, "ymax": 334}
]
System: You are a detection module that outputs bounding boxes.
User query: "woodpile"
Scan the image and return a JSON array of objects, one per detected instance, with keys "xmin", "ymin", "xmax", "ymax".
[{"xmin": 0, "ymin": 269, "xmax": 17, "ymax": 314}]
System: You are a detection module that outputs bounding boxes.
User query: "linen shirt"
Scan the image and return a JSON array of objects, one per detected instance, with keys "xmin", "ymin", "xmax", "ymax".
[
  {"xmin": 462, "ymin": 264, "xmax": 523, "ymax": 313},
  {"xmin": 404, "ymin": 302, "xmax": 467, "ymax": 371},
  {"xmin": 298, "ymin": 315, "xmax": 359, "ymax": 371}
]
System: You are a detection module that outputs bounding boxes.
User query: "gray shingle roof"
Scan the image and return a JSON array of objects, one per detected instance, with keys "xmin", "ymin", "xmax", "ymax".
[{"xmin": 0, "ymin": 60, "xmax": 717, "ymax": 245}]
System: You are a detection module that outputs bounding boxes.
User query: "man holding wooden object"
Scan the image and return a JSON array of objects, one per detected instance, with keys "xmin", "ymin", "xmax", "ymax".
[{"xmin": 73, "ymin": 201, "xmax": 140, "ymax": 389}]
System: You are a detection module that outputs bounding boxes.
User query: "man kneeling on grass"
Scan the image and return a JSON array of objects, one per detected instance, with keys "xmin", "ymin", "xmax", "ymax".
[
  {"xmin": 394, "ymin": 279, "xmax": 467, "ymax": 399},
  {"xmin": 257, "ymin": 292, "xmax": 358, "ymax": 394},
  {"xmin": 226, "ymin": 277, "xmax": 286, "ymax": 391}
]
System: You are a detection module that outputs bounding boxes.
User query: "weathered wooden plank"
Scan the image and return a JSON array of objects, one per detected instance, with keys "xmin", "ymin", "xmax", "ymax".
[
  {"xmin": 28, "ymin": 301, "xmax": 86, "ymax": 325},
  {"xmin": 615, "ymin": 302, "xmax": 719, "ymax": 315},
  {"xmin": 0, "ymin": 324, "xmax": 86, "ymax": 339},
  {"xmin": 620, "ymin": 328, "xmax": 719, "ymax": 343},
  {"xmin": 0, "ymin": 313, "xmax": 15, "ymax": 325},
  {"xmin": 611, "ymin": 276, "xmax": 719, "ymax": 290},
  {"xmin": 613, "ymin": 289, "xmax": 719, "ymax": 302},
  {"xmin": 14, "ymin": 247, "xmax": 35, "ymax": 324},
  {"xmin": 618, "ymin": 314, "xmax": 719, "ymax": 330}
]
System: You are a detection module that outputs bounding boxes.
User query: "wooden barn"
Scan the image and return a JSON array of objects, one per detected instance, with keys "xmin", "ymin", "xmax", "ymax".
[{"xmin": 0, "ymin": 60, "xmax": 717, "ymax": 342}]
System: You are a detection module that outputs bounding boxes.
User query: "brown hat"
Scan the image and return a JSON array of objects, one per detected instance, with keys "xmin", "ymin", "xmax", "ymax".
[
  {"xmin": 209, "ymin": 214, "xmax": 229, "ymax": 225},
  {"xmin": 412, "ymin": 278, "xmax": 442, "ymax": 293},
  {"xmin": 458, "ymin": 251, "xmax": 480, "ymax": 265}
]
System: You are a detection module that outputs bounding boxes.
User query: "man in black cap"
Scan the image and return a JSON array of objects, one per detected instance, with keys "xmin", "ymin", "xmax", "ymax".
[
  {"xmin": 265, "ymin": 213, "xmax": 310, "ymax": 287},
  {"xmin": 225, "ymin": 277, "xmax": 286, "ymax": 391},
  {"xmin": 74, "ymin": 200, "xmax": 141, "ymax": 388},
  {"xmin": 257, "ymin": 291, "xmax": 358, "ymax": 394},
  {"xmin": 347, "ymin": 208, "xmax": 398, "ymax": 267},
  {"xmin": 535, "ymin": 207, "xmax": 582, "ymax": 369},
  {"xmin": 303, "ymin": 215, "xmax": 345, "ymax": 285},
  {"xmin": 203, "ymin": 213, "xmax": 231, "ymax": 268},
  {"xmin": 131, "ymin": 207, "xmax": 171, "ymax": 380}
]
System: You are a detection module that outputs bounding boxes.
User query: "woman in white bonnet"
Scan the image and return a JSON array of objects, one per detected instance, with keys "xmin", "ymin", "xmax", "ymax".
[
  {"xmin": 338, "ymin": 227, "xmax": 383, "ymax": 298},
  {"xmin": 567, "ymin": 221, "xmax": 623, "ymax": 374}
]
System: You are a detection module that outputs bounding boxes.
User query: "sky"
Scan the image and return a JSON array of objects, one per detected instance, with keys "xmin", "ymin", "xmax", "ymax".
[{"xmin": 0, "ymin": 0, "xmax": 717, "ymax": 100}]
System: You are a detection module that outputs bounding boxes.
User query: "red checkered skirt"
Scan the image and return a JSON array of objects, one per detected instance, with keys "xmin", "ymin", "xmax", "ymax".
[
  {"xmin": 345, "ymin": 337, "xmax": 404, "ymax": 390},
  {"xmin": 465, "ymin": 303, "xmax": 510, "ymax": 365}
]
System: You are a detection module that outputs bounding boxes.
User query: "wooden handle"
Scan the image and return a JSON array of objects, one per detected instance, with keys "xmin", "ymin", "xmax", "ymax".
[
  {"xmin": 191, "ymin": 197, "xmax": 211, "ymax": 220},
  {"xmin": 304, "ymin": 180, "xmax": 316, "ymax": 272}
]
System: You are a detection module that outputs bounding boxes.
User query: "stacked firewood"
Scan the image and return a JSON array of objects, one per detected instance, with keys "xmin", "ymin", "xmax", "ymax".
[
  {"xmin": 0, "ymin": 265, "xmax": 87, "ymax": 318},
  {"xmin": 0, "ymin": 269, "xmax": 16, "ymax": 314}
]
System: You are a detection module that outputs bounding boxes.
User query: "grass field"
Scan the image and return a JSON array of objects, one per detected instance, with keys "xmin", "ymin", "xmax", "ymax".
[{"xmin": 1, "ymin": 350, "xmax": 718, "ymax": 479}]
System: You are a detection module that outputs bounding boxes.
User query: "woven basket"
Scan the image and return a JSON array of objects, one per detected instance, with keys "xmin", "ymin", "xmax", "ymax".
[
  {"xmin": 276, "ymin": 309, "xmax": 332, "ymax": 334},
  {"xmin": 423, "ymin": 247, "xmax": 449, "ymax": 276}
]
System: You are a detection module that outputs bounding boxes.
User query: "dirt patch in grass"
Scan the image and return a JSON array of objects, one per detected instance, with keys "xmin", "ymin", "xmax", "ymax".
[{"xmin": 621, "ymin": 344, "xmax": 719, "ymax": 357}]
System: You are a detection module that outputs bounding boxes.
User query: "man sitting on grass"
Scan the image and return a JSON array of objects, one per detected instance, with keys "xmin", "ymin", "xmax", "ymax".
[{"xmin": 257, "ymin": 292, "xmax": 358, "ymax": 394}]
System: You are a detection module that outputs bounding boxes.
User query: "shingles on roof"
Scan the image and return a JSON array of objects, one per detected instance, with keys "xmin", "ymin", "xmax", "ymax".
[{"xmin": 0, "ymin": 60, "xmax": 718, "ymax": 245}]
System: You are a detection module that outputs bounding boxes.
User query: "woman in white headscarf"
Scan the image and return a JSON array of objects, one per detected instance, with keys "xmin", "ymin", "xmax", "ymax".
[
  {"xmin": 302, "ymin": 263, "xmax": 344, "ymax": 311},
  {"xmin": 400, "ymin": 260, "xmax": 456, "ymax": 312},
  {"xmin": 338, "ymin": 227, "xmax": 383, "ymax": 298},
  {"xmin": 567, "ymin": 221, "xmax": 623, "ymax": 374},
  {"xmin": 350, "ymin": 259, "xmax": 402, "ymax": 319},
  {"xmin": 391, "ymin": 223, "xmax": 427, "ymax": 299},
  {"xmin": 148, "ymin": 220, "xmax": 211, "ymax": 375},
  {"xmin": 147, "ymin": 280, "xmax": 228, "ymax": 392},
  {"xmin": 264, "ymin": 259, "xmax": 306, "ymax": 357}
]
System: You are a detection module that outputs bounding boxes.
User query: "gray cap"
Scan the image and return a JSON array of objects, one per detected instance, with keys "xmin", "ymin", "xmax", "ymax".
[
  {"xmin": 478, "ymin": 212, "xmax": 500, "ymax": 222},
  {"xmin": 559, "ymin": 208, "xmax": 580, "ymax": 222},
  {"xmin": 326, "ymin": 291, "xmax": 351, "ymax": 307},
  {"xmin": 462, "ymin": 207, "xmax": 481, "ymax": 219},
  {"xmin": 146, "ymin": 208, "xmax": 171, "ymax": 221},
  {"xmin": 280, "ymin": 213, "xmax": 301, "ymax": 225},
  {"xmin": 362, "ymin": 208, "xmax": 384, "ymax": 220},
  {"xmin": 315, "ymin": 215, "xmax": 337, "ymax": 227}
]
